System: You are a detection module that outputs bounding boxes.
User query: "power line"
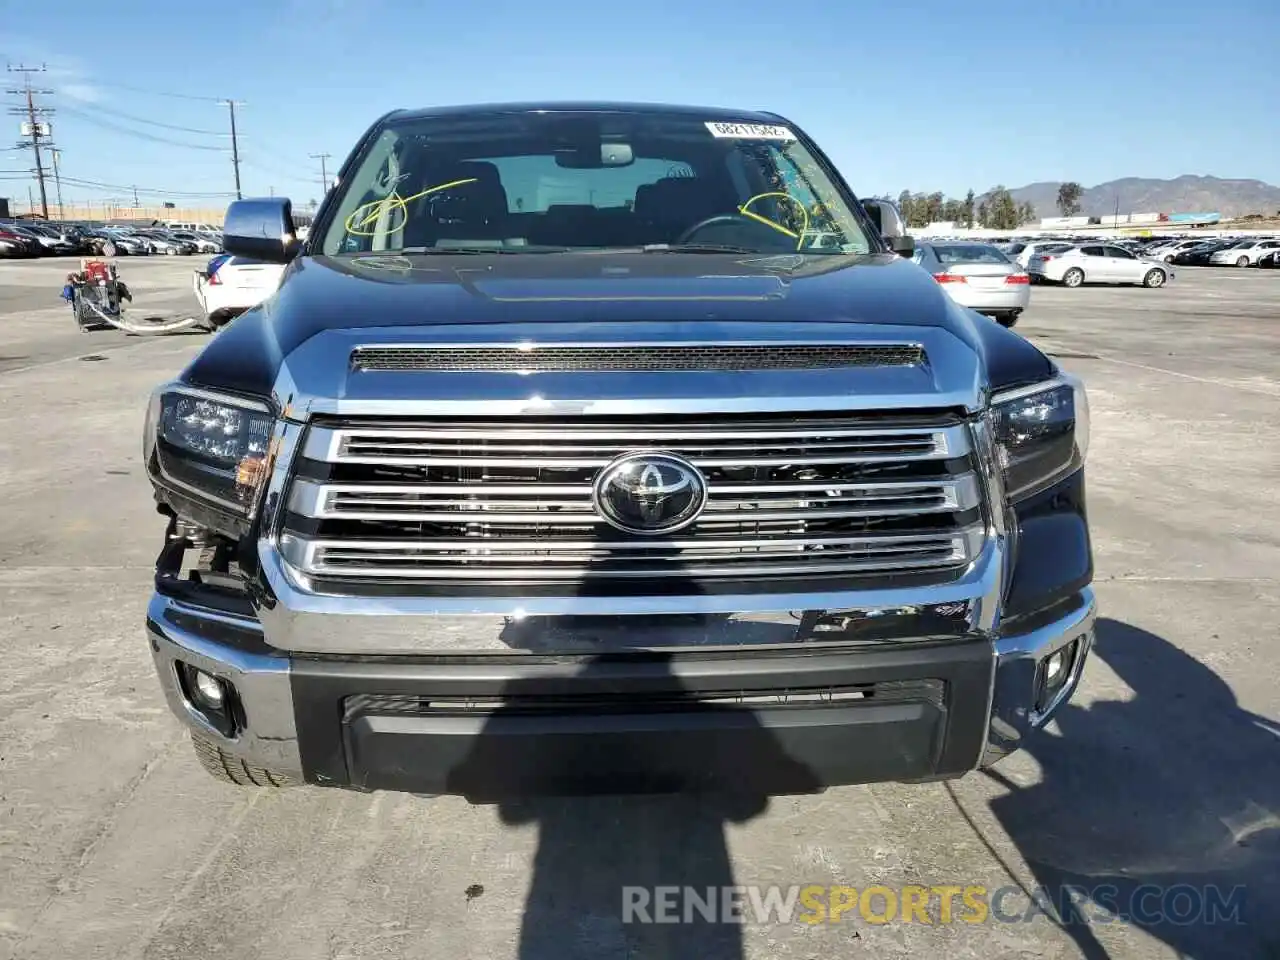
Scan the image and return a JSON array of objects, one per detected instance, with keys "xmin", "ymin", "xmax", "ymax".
[
  {"xmin": 81, "ymin": 101, "xmax": 224, "ymax": 136},
  {"xmin": 6, "ymin": 63, "xmax": 54, "ymax": 218},
  {"xmin": 57, "ymin": 103, "xmax": 227, "ymax": 151},
  {"xmin": 55, "ymin": 174, "xmax": 236, "ymax": 198},
  {"xmin": 73, "ymin": 79, "xmax": 226, "ymax": 103}
]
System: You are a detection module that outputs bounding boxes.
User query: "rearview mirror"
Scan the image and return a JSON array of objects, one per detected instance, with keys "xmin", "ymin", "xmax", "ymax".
[
  {"xmin": 222, "ymin": 198, "xmax": 300, "ymax": 263},
  {"xmin": 554, "ymin": 142, "xmax": 635, "ymax": 168},
  {"xmin": 862, "ymin": 198, "xmax": 915, "ymax": 257}
]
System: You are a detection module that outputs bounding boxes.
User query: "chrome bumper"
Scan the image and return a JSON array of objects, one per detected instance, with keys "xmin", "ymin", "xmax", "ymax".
[{"xmin": 146, "ymin": 587, "xmax": 1096, "ymax": 785}]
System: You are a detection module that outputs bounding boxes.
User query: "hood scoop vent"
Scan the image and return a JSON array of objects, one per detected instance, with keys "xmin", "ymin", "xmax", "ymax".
[{"xmin": 349, "ymin": 343, "xmax": 926, "ymax": 373}]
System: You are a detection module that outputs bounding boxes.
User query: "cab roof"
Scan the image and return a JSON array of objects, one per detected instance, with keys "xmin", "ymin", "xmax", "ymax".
[{"xmin": 386, "ymin": 101, "xmax": 788, "ymax": 124}]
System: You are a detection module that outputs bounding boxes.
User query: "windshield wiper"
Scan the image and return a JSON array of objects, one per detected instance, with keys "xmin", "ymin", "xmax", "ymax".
[
  {"xmin": 392, "ymin": 245, "xmax": 571, "ymax": 255},
  {"xmin": 641, "ymin": 242, "xmax": 761, "ymax": 254}
]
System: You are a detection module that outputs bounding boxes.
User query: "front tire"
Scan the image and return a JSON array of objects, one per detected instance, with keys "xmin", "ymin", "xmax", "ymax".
[
  {"xmin": 190, "ymin": 734, "xmax": 298, "ymax": 787},
  {"xmin": 1143, "ymin": 268, "xmax": 1166, "ymax": 288},
  {"xmin": 997, "ymin": 311, "xmax": 1020, "ymax": 327},
  {"xmin": 1237, "ymin": 255, "xmax": 1250, "ymax": 267},
  {"xmin": 1061, "ymin": 267, "xmax": 1084, "ymax": 288}
]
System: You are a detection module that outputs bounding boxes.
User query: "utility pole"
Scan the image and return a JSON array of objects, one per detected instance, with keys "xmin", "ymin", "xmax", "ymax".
[
  {"xmin": 6, "ymin": 64, "xmax": 55, "ymax": 219},
  {"xmin": 51, "ymin": 149, "xmax": 64, "ymax": 219},
  {"xmin": 221, "ymin": 99, "xmax": 244, "ymax": 199},
  {"xmin": 132, "ymin": 185, "xmax": 139, "ymax": 207},
  {"xmin": 310, "ymin": 152, "xmax": 331, "ymax": 195}
]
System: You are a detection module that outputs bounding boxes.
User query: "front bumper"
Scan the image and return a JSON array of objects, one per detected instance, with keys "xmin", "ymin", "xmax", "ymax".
[{"xmin": 146, "ymin": 586, "xmax": 1095, "ymax": 796}]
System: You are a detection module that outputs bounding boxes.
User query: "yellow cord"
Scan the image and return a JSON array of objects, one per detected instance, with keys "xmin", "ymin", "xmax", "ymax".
[
  {"xmin": 343, "ymin": 177, "xmax": 480, "ymax": 238},
  {"xmin": 738, "ymin": 191, "xmax": 811, "ymax": 250}
]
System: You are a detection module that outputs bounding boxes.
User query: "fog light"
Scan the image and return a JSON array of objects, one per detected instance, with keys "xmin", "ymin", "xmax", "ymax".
[
  {"xmin": 176, "ymin": 662, "xmax": 238, "ymax": 737},
  {"xmin": 1035, "ymin": 638, "xmax": 1080, "ymax": 715},
  {"xmin": 193, "ymin": 669, "xmax": 226, "ymax": 707}
]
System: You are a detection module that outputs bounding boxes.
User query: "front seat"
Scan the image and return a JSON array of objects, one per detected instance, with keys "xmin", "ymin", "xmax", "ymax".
[{"xmin": 405, "ymin": 161, "xmax": 512, "ymax": 246}]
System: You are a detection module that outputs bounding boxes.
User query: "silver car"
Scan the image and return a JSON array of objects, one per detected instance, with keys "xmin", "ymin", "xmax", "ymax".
[
  {"xmin": 912, "ymin": 241, "xmax": 1030, "ymax": 326},
  {"xmin": 1028, "ymin": 243, "xmax": 1173, "ymax": 288}
]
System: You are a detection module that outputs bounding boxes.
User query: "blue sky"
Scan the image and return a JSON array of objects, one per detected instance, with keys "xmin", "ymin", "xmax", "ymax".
[{"xmin": 3, "ymin": 0, "xmax": 1277, "ymax": 208}]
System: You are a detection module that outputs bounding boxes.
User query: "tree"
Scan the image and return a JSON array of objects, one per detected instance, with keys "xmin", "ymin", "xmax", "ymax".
[
  {"xmin": 979, "ymin": 186, "xmax": 1021, "ymax": 230},
  {"xmin": 1056, "ymin": 182, "xmax": 1083, "ymax": 217},
  {"xmin": 1017, "ymin": 201, "xmax": 1038, "ymax": 225},
  {"xmin": 977, "ymin": 200, "xmax": 989, "ymax": 227},
  {"xmin": 962, "ymin": 189, "xmax": 975, "ymax": 228}
]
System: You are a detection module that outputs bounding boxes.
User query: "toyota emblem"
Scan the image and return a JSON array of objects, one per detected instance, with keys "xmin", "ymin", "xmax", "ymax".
[{"xmin": 591, "ymin": 451, "xmax": 708, "ymax": 535}]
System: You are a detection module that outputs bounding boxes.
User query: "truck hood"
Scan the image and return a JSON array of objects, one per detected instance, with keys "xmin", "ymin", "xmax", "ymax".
[{"xmin": 183, "ymin": 251, "xmax": 1056, "ymax": 414}]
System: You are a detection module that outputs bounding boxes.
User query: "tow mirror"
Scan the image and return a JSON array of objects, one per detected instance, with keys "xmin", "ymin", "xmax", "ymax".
[
  {"xmin": 862, "ymin": 198, "xmax": 915, "ymax": 257},
  {"xmin": 222, "ymin": 198, "xmax": 300, "ymax": 263}
]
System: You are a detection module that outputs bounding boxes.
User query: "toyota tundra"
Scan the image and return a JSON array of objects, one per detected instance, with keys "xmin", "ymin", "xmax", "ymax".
[{"xmin": 142, "ymin": 102, "xmax": 1095, "ymax": 797}]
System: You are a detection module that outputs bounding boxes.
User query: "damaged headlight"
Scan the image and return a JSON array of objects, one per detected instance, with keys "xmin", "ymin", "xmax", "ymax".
[
  {"xmin": 145, "ymin": 386, "xmax": 276, "ymax": 514},
  {"xmin": 990, "ymin": 373, "xmax": 1089, "ymax": 500}
]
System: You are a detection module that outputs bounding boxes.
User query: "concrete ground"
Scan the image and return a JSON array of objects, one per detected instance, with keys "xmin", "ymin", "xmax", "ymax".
[{"xmin": 1, "ymin": 257, "xmax": 1277, "ymax": 960}]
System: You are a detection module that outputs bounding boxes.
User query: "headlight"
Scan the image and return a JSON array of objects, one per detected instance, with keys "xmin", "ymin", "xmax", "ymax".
[
  {"xmin": 147, "ymin": 386, "xmax": 276, "ymax": 513},
  {"xmin": 989, "ymin": 373, "xmax": 1089, "ymax": 501}
]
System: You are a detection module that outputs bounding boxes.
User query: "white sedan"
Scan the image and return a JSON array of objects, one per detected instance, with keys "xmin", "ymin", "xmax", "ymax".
[
  {"xmin": 1028, "ymin": 243, "xmax": 1173, "ymax": 288},
  {"xmin": 1209, "ymin": 238, "xmax": 1280, "ymax": 267},
  {"xmin": 192, "ymin": 255, "xmax": 286, "ymax": 328}
]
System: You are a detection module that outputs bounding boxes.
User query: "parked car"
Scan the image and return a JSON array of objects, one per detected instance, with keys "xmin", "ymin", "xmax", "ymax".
[
  {"xmin": 89, "ymin": 229, "xmax": 150, "ymax": 256},
  {"xmin": 6, "ymin": 223, "xmax": 76, "ymax": 255},
  {"xmin": 1029, "ymin": 243, "xmax": 1173, "ymax": 288},
  {"xmin": 1209, "ymin": 238, "xmax": 1280, "ymax": 267},
  {"xmin": 141, "ymin": 101, "xmax": 1096, "ymax": 798},
  {"xmin": 191, "ymin": 253, "xmax": 285, "ymax": 327},
  {"xmin": 912, "ymin": 241, "xmax": 1029, "ymax": 325},
  {"xmin": 1146, "ymin": 238, "xmax": 1213, "ymax": 263},
  {"xmin": 999, "ymin": 240, "xmax": 1074, "ymax": 270},
  {"xmin": 137, "ymin": 230, "xmax": 197, "ymax": 256},
  {"xmin": 169, "ymin": 230, "xmax": 222, "ymax": 254},
  {"xmin": 0, "ymin": 225, "xmax": 42, "ymax": 257},
  {"xmin": 1168, "ymin": 240, "xmax": 1235, "ymax": 266}
]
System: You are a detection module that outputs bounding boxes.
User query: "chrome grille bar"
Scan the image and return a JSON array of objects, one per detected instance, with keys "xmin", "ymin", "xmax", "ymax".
[
  {"xmin": 287, "ymin": 476, "xmax": 979, "ymax": 523},
  {"xmin": 280, "ymin": 529, "xmax": 980, "ymax": 581},
  {"xmin": 281, "ymin": 414, "xmax": 984, "ymax": 588}
]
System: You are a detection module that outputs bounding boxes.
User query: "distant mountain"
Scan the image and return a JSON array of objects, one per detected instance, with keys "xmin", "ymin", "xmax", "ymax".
[{"xmin": 1005, "ymin": 175, "xmax": 1280, "ymax": 220}]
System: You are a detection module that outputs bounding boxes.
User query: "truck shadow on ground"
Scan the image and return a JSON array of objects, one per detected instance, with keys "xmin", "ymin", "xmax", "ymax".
[
  {"xmin": 447, "ymin": 567, "xmax": 823, "ymax": 960},
  {"xmin": 987, "ymin": 617, "xmax": 1280, "ymax": 959}
]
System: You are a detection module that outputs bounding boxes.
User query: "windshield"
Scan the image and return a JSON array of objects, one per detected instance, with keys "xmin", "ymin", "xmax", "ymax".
[
  {"xmin": 934, "ymin": 243, "xmax": 1010, "ymax": 264},
  {"xmin": 320, "ymin": 111, "xmax": 874, "ymax": 256}
]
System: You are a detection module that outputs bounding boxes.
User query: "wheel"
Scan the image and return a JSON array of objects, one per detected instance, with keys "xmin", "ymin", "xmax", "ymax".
[
  {"xmin": 1236, "ymin": 255, "xmax": 1250, "ymax": 267},
  {"xmin": 190, "ymin": 734, "xmax": 298, "ymax": 787},
  {"xmin": 102, "ymin": 241, "xmax": 117, "ymax": 257},
  {"xmin": 998, "ymin": 311, "xmax": 1020, "ymax": 327},
  {"xmin": 1143, "ymin": 268, "xmax": 1166, "ymax": 288},
  {"xmin": 1061, "ymin": 268, "xmax": 1084, "ymax": 288}
]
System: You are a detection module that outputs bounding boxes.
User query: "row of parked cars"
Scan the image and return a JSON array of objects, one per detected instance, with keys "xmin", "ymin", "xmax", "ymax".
[
  {"xmin": 997, "ymin": 234, "xmax": 1280, "ymax": 271},
  {"xmin": 0, "ymin": 220, "xmax": 225, "ymax": 259}
]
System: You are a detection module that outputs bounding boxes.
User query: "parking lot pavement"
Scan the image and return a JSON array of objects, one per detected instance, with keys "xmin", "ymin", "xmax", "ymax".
[
  {"xmin": 0, "ymin": 265, "xmax": 1277, "ymax": 960},
  {"xmin": 0, "ymin": 257, "xmax": 207, "ymax": 374}
]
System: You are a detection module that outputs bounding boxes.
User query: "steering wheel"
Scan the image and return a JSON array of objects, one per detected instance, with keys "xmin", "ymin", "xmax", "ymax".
[{"xmin": 675, "ymin": 213, "xmax": 795, "ymax": 249}]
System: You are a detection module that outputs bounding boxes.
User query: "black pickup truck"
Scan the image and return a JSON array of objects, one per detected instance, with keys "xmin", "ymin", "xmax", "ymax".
[{"xmin": 142, "ymin": 102, "xmax": 1095, "ymax": 798}]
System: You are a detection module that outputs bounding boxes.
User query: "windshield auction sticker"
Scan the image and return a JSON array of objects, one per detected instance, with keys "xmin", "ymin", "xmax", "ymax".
[{"xmin": 704, "ymin": 121, "xmax": 797, "ymax": 140}]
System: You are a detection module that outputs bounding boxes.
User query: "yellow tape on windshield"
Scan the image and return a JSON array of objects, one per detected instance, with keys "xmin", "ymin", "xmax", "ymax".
[
  {"xmin": 343, "ymin": 177, "xmax": 480, "ymax": 238},
  {"xmin": 738, "ymin": 192, "xmax": 810, "ymax": 249}
]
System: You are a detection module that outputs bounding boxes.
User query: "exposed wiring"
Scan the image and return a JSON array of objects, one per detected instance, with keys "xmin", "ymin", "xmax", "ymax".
[{"xmin": 343, "ymin": 177, "xmax": 479, "ymax": 237}]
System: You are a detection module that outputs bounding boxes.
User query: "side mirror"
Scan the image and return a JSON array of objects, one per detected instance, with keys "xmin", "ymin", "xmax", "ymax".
[
  {"xmin": 862, "ymin": 198, "xmax": 915, "ymax": 257},
  {"xmin": 222, "ymin": 198, "xmax": 300, "ymax": 263}
]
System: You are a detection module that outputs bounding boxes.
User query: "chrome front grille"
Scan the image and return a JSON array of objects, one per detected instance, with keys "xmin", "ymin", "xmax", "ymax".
[
  {"xmin": 349, "ymin": 343, "xmax": 926, "ymax": 373},
  {"xmin": 279, "ymin": 414, "xmax": 985, "ymax": 591}
]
